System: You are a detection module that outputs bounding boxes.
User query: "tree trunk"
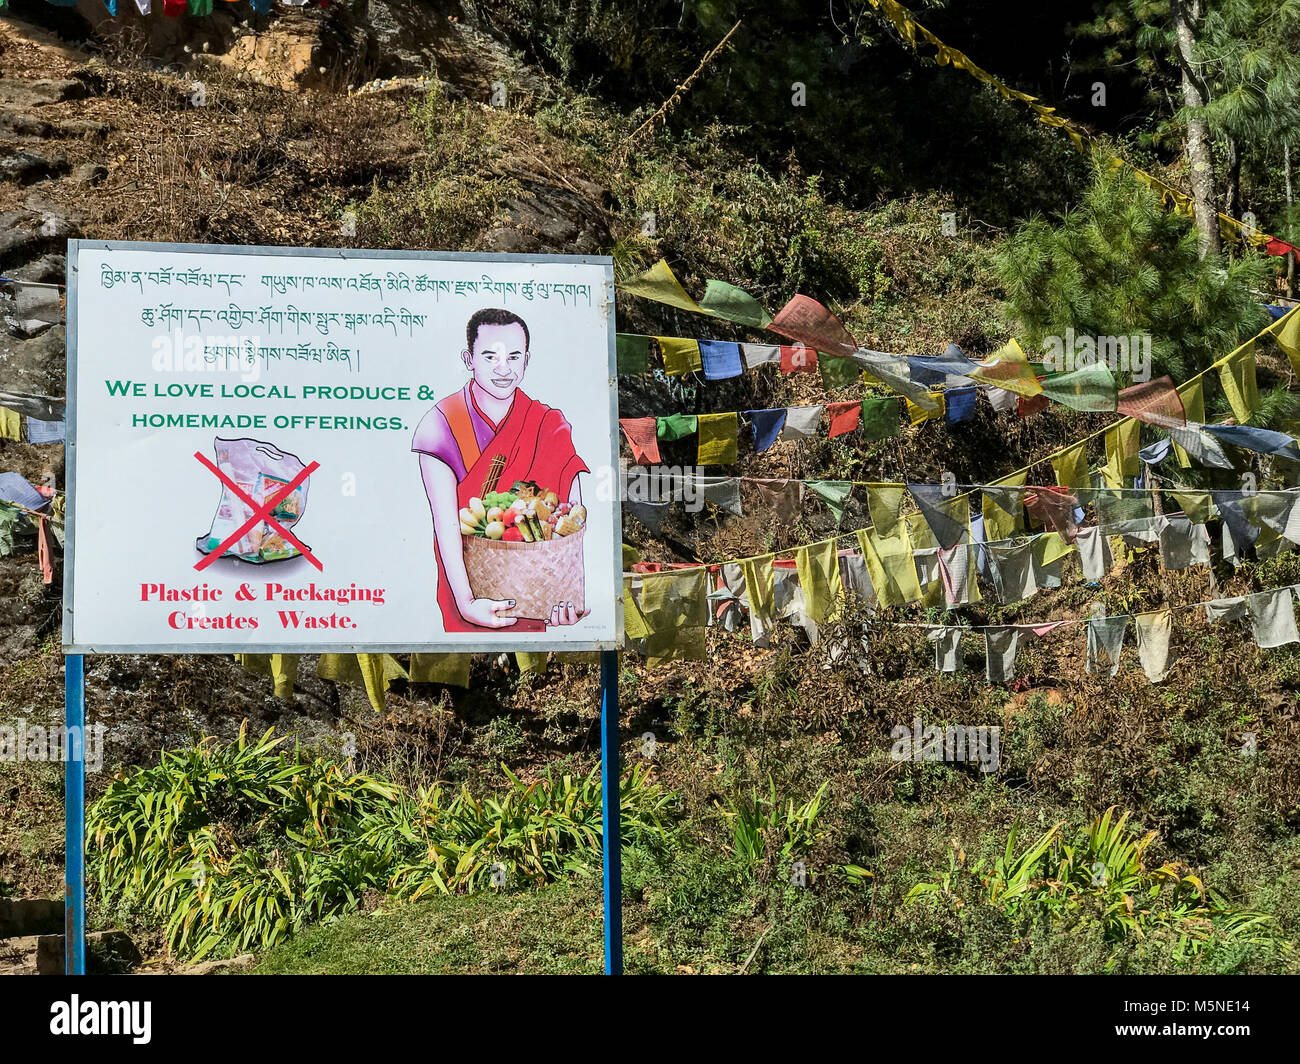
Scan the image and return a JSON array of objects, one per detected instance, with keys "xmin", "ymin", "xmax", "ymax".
[
  {"xmin": 1173, "ymin": 0, "xmax": 1221, "ymax": 256},
  {"xmin": 1224, "ymin": 136, "xmax": 1240, "ymax": 219},
  {"xmin": 1287, "ymin": 143, "xmax": 1296, "ymax": 299}
]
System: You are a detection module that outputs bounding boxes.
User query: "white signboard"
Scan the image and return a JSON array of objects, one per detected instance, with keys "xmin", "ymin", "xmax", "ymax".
[{"xmin": 65, "ymin": 241, "xmax": 622, "ymax": 653}]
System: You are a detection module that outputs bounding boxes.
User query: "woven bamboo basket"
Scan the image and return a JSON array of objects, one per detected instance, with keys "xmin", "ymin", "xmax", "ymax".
[{"xmin": 463, "ymin": 527, "xmax": 586, "ymax": 620}]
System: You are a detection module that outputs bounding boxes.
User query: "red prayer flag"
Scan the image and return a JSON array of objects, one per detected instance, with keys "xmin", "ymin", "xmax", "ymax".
[
  {"xmin": 779, "ymin": 344, "xmax": 818, "ymax": 374},
  {"xmin": 619, "ymin": 417, "xmax": 661, "ymax": 464},
  {"xmin": 1117, "ymin": 375, "xmax": 1185, "ymax": 428},
  {"xmin": 1018, "ymin": 394, "xmax": 1050, "ymax": 418},
  {"xmin": 1024, "ymin": 486, "xmax": 1080, "ymax": 542},
  {"xmin": 757, "ymin": 480, "xmax": 802, "ymax": 525},
  {"xmin": 769, "ymin": 294, "xmax": 859, "ymax": 359},
  {"xmin": 826, "ymin": 400, "xmax": 862, "ymax": 438}
]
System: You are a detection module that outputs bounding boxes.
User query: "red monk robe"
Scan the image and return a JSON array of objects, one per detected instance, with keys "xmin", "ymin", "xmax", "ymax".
[{"xmin": 412, "ymin": 383, "xmax": 589, "ymax": 632}]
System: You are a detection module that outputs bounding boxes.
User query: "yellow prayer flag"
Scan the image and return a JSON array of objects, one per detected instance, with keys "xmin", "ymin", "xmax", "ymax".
[
  {"xmin": 235, "ymin": 653, "xmax": 299, "ymax": 700},
  {"xmin": 656, "ymin": 336, "xmax": 702, "ymax": 376},
  {"xmin": 640, "ymin": 569, "xmax": 708, "ymax": 665},
  {"xmin": 866, "ymin": 484, "xmax": 906, "ymax": 538},
  {"xmin": 795, "ymin": 538, "xmax": 842, "ymax": 625},
  {"xmin": 906, "ymin": 392, "xmax": 945, "ymax": 425},
  {"xmin": 515, "ymin": 653, "xmax": 548, "ymax": 674},
  {"xmin": 318, "ymin": 653, "xmax": 410, "ymax": 710},
  {"xmin": 1218, "ymin": 342, "xmax": 1260, "ymax": 422},
  {"xmin": 1102, "ymin": 420, "xmax": 1140, "ymax": 489},
  {"xmin": 0, "ymin": 407, "xmax": 20, "ymax": 441},
  {"xmin": 1272, "ymin": 307, "xmax": 1300, "ymax": 376},
  {"xmin": 1051, "ymin": 441, "xmax": 1089, "ymax": 493},
  {"xmin": 968, "ymin": 338, "xmax": 1042, "ymax": 397},
  {"xmin": 907, "ymin": 510, "xmax": 936, "ymax": 550},
  {"xmin": 623, "ymin": 577, "xmax": 650, "ymax": 643},
  {"xmin": 856, "ymin": 526, "xmax": 923, "ymax": 608},
  {"xmin": 620, "ymin": 259, "xmax": 705, "ymax": 315},
  {"xmin": 1033, "ymin": 531, "xmax": 1074, "ymax": 568},
  {"xmin": 741, "ymin": 554, "xmax": 776, "ymax": 636},
  {"xmin": 1171, "ymin": 490, "xmax": 1212, "ymax": 524},
  {"xmin": 982, "ymin": 472, "xmax": 1026, "ymax": 541},
  {"xmin": 410, "ymin": 653, "xmax": 473, "ymax": 686},
  {"xmin": 696, "ymin": 412, "xmax": 738, "ymax": 465}
]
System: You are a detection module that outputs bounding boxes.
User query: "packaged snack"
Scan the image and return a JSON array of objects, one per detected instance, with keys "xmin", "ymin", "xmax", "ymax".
[{"xmin": 195, "ymin": 438, "xmax": 312, "ymax": 564}]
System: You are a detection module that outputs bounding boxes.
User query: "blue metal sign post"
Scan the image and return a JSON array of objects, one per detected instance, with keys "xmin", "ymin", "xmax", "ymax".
[
  {"xmin": 599, "ymin": 649, "xmax": 623, "ymax": 974},
  {"xmin": 64, "ymin": 653, "xmax": 86, "ymax": 975}
]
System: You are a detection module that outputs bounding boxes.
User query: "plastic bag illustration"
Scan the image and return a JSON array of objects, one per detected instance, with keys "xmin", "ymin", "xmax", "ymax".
[{"xmin": 196, "ymin": 437, "xmax": 311, "ymax": 563}]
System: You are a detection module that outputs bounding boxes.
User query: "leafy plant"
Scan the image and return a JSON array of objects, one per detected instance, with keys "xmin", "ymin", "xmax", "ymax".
[
  {"xmin": 717, "ymin": 778, "xmax": 828, "ymax": 866},
  {"xmin": 88, "ymin": 726, "xmax": 673, "ymax": 960},
  {"xmin": 906, "ymin": 808, "xmax": 1280, "ymax": 959}
]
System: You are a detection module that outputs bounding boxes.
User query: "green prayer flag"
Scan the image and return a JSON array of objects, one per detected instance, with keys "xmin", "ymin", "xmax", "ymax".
[
  {"xmin": 860, "ymin": 397, "xmax": 901, "ymax": 442},
  {"xmin": 656, "ymin": 413, "xmax": 698, "ymax": 442},
  {"xmin": 616, "ymin": 333, "xmax": 650, "ymax": 374},
  {"xmin": 819, "ymin": 354, "xmax": 861, "ymax": 390},
  {"xmin": 806, "ymin": 480, "xmax": 853, "ymax": 522},
  {"xmin": 699, "ymin": 279, "xmax": 773, "ymax": 328},
  {"xmin": 1040, "ymin": 362, "xmax": 1117, "ymax": 412}
]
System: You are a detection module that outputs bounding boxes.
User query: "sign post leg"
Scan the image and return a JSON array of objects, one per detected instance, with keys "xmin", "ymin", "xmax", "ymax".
[
  {"xmin": 599, "ymin": 649, "xmax": 623, "ymax": 975},
  {"xmin": 64, "ymin": 653, "xmax": 86, "ymax": 976}
]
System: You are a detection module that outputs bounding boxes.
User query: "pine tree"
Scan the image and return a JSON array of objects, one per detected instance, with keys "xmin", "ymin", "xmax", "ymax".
[
  {"xmin": 996, "ymin": 166, "xmax": 1268, "ymax": 383},
  {"xmin": 1087, "ymin": 0, "xmax": 1300, "ymax": 255}
]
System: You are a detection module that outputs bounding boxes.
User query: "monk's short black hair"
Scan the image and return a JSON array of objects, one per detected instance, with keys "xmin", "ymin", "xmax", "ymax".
[{"xmin": 467, "ymin": 308, "xmax": 530, "ymax": 353}]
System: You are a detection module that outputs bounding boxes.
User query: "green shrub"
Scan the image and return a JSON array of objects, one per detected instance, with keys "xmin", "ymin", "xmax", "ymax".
[
  {"xmin": 906, "ymin": 808, "xmax": 1281, "ymax": 967},
  {"xmin": 88, "ymin": 726, "xmax": 672, "ymax": 960}
]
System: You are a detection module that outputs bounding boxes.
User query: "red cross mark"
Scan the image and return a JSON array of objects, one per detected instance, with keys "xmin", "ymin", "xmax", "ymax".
[{"xmin": 193, "ymin": 451, "xmax": 322, "ymax": 571}]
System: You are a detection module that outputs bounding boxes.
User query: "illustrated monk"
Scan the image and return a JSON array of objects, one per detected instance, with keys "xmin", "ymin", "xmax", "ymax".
[{"xmin": 414, "ymin": 308, "xmax": 590, "ymax": 632}]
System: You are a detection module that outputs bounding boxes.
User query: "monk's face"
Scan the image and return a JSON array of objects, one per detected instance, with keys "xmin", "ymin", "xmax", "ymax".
[{"xmin": 464, "ymin": 322, "xmax": 529, "ymax": 402}]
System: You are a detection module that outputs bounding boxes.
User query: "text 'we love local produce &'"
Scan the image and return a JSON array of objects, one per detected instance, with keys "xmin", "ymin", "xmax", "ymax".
[{"xmin": 65, "ymin": 241, "xmax": 622, "ymax": 655}]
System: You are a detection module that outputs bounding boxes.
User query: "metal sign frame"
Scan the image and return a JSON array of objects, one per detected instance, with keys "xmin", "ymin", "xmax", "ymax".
[
  {"xmin": 63, "ymin": 240, "xmax": 624, "ymax": 654},
  {"xmin": 62, "ymin": 242, "xmax": 626, "ymax": 974}
]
